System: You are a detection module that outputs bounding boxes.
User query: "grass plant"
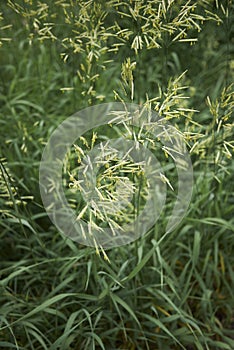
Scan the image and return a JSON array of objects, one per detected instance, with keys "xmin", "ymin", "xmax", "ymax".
[{"xmin": 0, "ymin": 1, "xmax": 233, "ymax": 349}]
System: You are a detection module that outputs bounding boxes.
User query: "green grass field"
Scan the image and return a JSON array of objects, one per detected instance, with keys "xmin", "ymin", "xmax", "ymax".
[{"xmin": 0, "ymin": 1, "xmax": 233, "ymax": 349}]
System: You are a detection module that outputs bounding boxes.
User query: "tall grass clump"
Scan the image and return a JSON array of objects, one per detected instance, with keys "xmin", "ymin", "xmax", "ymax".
[{"xmin": 0, "ymin": 0, "xmax": 233, "ymax": 349}]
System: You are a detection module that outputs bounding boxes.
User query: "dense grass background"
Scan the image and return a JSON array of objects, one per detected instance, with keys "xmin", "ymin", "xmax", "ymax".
[{"xmin": 0, "ymin": 1, "xmax": 234, "ymax": 349}]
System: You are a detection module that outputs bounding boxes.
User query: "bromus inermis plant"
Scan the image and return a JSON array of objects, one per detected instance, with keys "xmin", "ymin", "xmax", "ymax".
[{"xmin": 0, "ymin": 1, "xmax": 233, "ymax": 349}]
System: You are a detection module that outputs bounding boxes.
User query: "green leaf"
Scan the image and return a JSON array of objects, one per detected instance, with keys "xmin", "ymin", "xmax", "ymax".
[
  {"xmin": 192, "ymin": 230, "xmax": 201, "ymax": 266},
  {"xmin": 121, "ymin": 244, "xmax": 155, "ymax": 283},
  {"xmin": 110, "ymin": 292, "xmax": 140, "ymax": 326}
]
